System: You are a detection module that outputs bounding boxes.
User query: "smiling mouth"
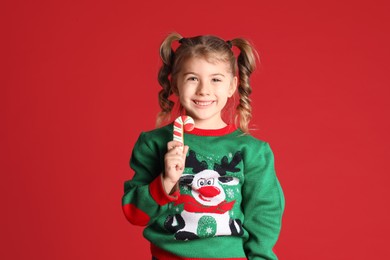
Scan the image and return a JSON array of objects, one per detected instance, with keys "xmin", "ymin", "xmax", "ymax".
[
  {"xmin": 194, "ymin": 100, "xmax": 214, "ymax": 106},
  {"xmin": 199, "ymin": 194, "xmax": 211, "ymax": 202}
]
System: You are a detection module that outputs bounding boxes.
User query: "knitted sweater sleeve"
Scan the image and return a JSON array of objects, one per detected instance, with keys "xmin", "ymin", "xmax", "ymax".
[
  {"xmin": 242, "ymin": 142, "xmax": 285, "ymax": 260},
  {"xmin": 122, "ymin": 132, "xmax": 178, "ymax": 226}
]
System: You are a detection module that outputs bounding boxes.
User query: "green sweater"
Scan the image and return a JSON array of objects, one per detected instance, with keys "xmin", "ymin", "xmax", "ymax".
[{"xmin": 122, "ymin": 124, "xmax": 285, "ymax": 260}]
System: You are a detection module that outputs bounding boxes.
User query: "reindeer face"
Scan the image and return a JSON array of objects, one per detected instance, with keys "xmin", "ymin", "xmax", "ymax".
[
  {"xmin": 182, "ymin": 150, "xmax": 242, "ymax": 206},
  {"xmin": 181, "ymin": 170, "xmax": 239, "ymax": 207},
  {"xmin": 191, "ymin": 170, "xmax": 223, "ymax": 206}
]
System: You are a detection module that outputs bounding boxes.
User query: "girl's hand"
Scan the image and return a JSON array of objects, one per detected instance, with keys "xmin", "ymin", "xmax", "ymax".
[{"xmin": 163, "ymin": 141, "xmax": 189, "ymax": 194}]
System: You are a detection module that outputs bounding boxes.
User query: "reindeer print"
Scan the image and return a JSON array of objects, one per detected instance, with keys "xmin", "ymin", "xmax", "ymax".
[{"xmin": 164, "ymin": 150, "xmax": 244, "ymax": 241}]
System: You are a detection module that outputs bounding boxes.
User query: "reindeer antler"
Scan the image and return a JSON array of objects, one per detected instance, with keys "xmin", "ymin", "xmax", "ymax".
[
  {"xmin": 185, "ymin": 150, "xmax": 208, "ymax": 173},
  {"xmin": 214, "ymin": 151, "xmax": 242, "ymax": 176}
]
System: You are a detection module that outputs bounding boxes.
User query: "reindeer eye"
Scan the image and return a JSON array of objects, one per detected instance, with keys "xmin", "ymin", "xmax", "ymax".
[
  {"xmin": 206, "ymin": 179, "xmax": 214, "ymax": 186},
  {"xmin": 197, "ymin": 178, "xmax": 206, "ymax": 187}
]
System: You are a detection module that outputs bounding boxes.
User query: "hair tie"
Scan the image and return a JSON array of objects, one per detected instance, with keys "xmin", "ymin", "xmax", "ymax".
[
  {"xmin": 226, "ymin": 40, "xmax": 233, "ymax": 48},
  {"xmin": 179, "ymin": 37, "xmax": 186, "ymax": 44}
]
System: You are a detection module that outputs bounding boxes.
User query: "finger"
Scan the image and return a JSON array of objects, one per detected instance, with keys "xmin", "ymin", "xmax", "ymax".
[
  {"xmin": 166, "ymin": 155, "xmax": 184, "ymax": 165},
  {"xmin": 174, "ymin": 156, "xmax": 185, "ymax": 167},
  {"xmin": 166, "ymin": 147, "xmax": 182, "ymax": 156},
  {"xmin": 176, "ymin": 146, "xmax": 183, "ymax": 155},
  {"xmin": 167, "ymin": 141, "xmax": 184, "ymax": 150},
  {"xmin": 166, "ymin": 160, "xmax": 184, "ymax": 172},
  {"xmin": 182, "ymin": 145, "xmax": 189, "ymax": 157},
  {"xmin": 165, "ymin": 152, "xmax": 184, "ymax": 163},
  {"xmin": 166, "ymin": 159, "xmax": 182, "ymax": 170},
  {"xmin": 175, "ymin": 162, "xmax": 184, "ymax": 171}
]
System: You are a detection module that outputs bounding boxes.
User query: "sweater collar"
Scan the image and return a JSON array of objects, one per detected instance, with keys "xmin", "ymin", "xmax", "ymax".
[{"xmin": 187, "ymin": 125, "xmax": 237, "ymax": 136}]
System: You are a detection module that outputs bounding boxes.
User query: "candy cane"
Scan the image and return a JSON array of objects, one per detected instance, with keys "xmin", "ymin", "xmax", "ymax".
[{"xmin": 173, "ymin": 115, "xmax": 195, "ymax": 145}]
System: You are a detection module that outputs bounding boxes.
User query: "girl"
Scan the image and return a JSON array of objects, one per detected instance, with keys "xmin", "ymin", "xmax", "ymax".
[{"xmin": 122, "ymin": 33, "xmax": 285, "ymax": 260}]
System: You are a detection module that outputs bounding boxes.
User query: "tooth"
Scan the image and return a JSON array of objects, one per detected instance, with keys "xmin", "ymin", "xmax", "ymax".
[{"xmin": 196, "ymin": 101, "xmax": 212, "ymax": 105}]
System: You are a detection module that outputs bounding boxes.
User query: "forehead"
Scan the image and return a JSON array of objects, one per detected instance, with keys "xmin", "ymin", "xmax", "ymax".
[
  {"xmin": 180, "ymin": 56, "xmax": 232, "ymax": 75},
  {"xmin": 193, "ymin": 169, "xmax": 220, "ymax": 179}
]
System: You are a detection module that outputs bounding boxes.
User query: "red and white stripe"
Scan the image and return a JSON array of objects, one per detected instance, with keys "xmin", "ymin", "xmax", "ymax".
[{"xmin": 173, "ymin": 116, "xmax": 195, "ymax": 144}]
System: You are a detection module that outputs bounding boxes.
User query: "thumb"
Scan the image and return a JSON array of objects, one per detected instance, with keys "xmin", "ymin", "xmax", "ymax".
[{"xmin": 182, "ymin": 145, "xmax": 189, "ymax": 158}]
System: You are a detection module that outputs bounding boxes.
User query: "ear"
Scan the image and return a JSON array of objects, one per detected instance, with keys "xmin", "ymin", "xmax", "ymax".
[
  {"xmin": 179, "ymin": 174, "xmax": 194, "ymax": 186},
  {"xmin": 218, "ymin": 176, "xmax": 239, "ymax": 186},
  {"xmin": 228, "ymin": 76, "xmax": 238, "ymax": 98}
]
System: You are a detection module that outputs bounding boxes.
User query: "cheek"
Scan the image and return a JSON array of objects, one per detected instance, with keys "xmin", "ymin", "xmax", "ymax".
[
  {"xmin": 178, "ymin": 83, "xmax": 196, "ymax": 97},
  {"xmin": 219, "ymin": 86, "xmax": 234, "ymax": 98},
  {"xmin": 175, "ymin": 84, "xmax": 185, "ymax": 97},
  {"xmin": 178, "ymin": 90, "xmax": 191, "ymax": 104}
]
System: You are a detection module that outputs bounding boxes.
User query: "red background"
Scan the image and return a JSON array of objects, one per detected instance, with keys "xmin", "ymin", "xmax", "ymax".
[{"xmin": 1, "ymin": 0, "xmax": 390, "ymax": 259}]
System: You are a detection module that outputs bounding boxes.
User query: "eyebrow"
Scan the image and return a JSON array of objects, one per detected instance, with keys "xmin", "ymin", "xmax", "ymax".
[{"xmin": 183, "ymin": 72, "xmax": 226, "ymax": 77}]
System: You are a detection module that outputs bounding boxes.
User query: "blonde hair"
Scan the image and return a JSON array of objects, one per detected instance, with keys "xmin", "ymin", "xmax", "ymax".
[{"xmin": 157, "ymin": 32, "xmax": 258, "ymax": 133}]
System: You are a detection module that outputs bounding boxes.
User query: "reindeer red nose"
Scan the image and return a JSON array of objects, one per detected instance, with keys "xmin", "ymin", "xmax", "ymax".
[{"xmin": 198, "ymin": 186, "xmax": 220, "ymax": 197}]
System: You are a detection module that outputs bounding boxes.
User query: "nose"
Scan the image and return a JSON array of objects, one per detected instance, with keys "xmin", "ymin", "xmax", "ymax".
[
  {"xmin": 196, "ymin": 81, "xmax": 210, "ymax": 95},
  {"xmin": 198, "ymin": 186, "xmax": 220, "ymax": 197}
]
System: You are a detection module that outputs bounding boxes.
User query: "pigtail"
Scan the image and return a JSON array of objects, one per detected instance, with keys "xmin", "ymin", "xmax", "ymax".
[
  {"xmin": 156, "ymin": 32, "xmax": 183, "ymax": 127},
  {"xmin": 231, "ymin": 38, "xmax": 258, "ymax": 133}
]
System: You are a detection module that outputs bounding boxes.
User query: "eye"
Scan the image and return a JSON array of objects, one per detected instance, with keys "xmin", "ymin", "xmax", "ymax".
[
  {"xmin": 212, "ymin": 78, "xmax": 222, "ymax": 82},
  {"xmin": 197, "ymin": 178, "xmax": 206, "ymax": 187},
  {"xmin": 206, "ymin": 179, "xmax": 214, "ymax": 186},
  {"xmin": 187, "ymin": 76, "xmax": 198, "ymax": 81}
]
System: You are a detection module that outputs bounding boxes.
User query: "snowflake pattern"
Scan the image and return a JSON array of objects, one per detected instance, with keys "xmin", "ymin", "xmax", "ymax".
[
  {"xmin": 226, "ymin": 188, "xmax": 235, "ymax": 199},
  {"xmin": 206, "ymin": 226, "xmax": 214, "ymax": 234}
]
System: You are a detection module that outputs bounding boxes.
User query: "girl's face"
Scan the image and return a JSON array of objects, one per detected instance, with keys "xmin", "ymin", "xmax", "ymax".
[{"xmin": 175, "ymin": 57, "xmax": 237, "ymax": 129}]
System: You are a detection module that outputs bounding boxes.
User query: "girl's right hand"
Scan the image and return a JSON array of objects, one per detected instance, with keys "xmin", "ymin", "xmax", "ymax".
[{"xmin": 163, "ymin": 141, "xmax": 189, "ymax": 194}]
